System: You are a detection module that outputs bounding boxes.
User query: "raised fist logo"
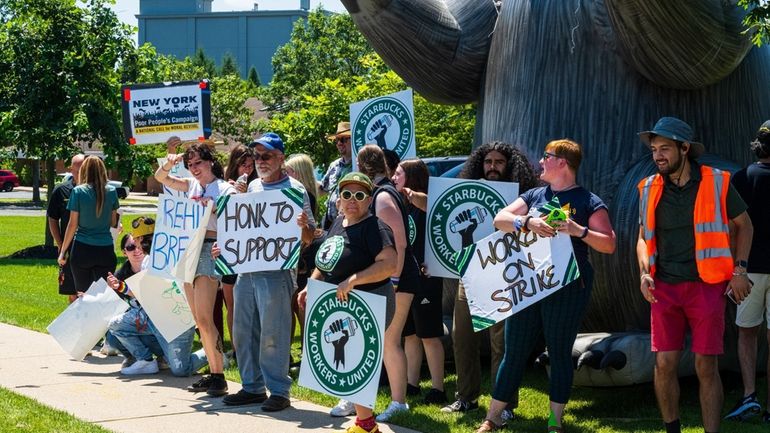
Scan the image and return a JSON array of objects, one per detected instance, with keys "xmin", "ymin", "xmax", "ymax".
[{"xmin": 324, "ymin": 317, "xmax": 358, "ymax": 369}]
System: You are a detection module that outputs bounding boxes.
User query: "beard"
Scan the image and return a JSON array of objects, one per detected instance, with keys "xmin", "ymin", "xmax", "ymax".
[{"xmin": 656, "ymin": 154, "xmax": 684, "ymax": 175}]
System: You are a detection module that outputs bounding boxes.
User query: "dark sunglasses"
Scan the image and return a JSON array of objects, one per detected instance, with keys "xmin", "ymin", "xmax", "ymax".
[
  {"xmin": 340, "ymin": 190, "xmax": 369, "ymax": 202},
  {"xmin": 131, "ymin": 217, "xmax": 155, "ymax": 229},
  {"xmin": 254, "ymin": 152, "xmax": 275, "ymax": 162},
  {"xmin": 124, "ymin": 244, "xmax": 138, "ymax": 252},
  {"xmin": 543, "ymin": 151, "xmax": 561, "ymax": 160}
]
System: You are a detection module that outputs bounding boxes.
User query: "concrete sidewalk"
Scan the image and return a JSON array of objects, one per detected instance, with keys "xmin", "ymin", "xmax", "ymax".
[{"xmin": 0, "ymin": 323, "xmax": 421, "ymax": 433}]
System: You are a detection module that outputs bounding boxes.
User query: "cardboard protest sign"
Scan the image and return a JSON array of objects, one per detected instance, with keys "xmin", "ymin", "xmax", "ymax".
[
  {"xmin": 425, "ymin": 177, "xmax": 518, "ymax": 278},
  {"xmin": 47, "ymin": 279, "xmax": 129, "ymax": 360},
  {"xmin": 299, "ymin": 279, "xmax": 386, "ymax": 409},
  {"xmin": 459, "ymin": 230, "xmax": 580, "ymax": 331},
  {"xmin": 148, "ymin": 195, "xmax": 211, "ymax": 284},
  {"xmin": 125, "ymin": 271, "xmax": 195, "ymax": 342},
  {"xmin": 350, "ymin": 89, "xmax": 416, "ymax": 169},
  {"xmin": 214, "ymin": 189, "xmax": 304, "ymax": 274},
  {"xmin": 156, "ymin": 157, "xmax": 190, "ymax": 198},
  {"xmin": 121, "ymin": 81, "xmax": 211, "ymax": 145}
]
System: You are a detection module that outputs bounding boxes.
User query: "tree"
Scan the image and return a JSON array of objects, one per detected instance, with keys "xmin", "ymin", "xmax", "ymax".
[
  {"xmin": 739, "ymin": 0, "xmax": 770, "ymax": 46},
  {"xmin": 220, "ymin": 53, "xmax": 240, "ymax": 77},
  {"xmin": 0, "ymin": 0, "xmax": 134, "ymax": 207},
  {"xmin": 210, "ymin": 75, "xmax": 260, "ymax": 146},
  {"xmin": 192, "ymin": 47, "xmax": 217, "ymax": 78},
  {"xmin": 247, "ymin": 66, "xmax": 261, "ymax": 87}
]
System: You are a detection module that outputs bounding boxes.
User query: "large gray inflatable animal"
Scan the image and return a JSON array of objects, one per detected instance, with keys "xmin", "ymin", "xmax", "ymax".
[{"xmin": 340, "ymin": 0, "xmax": 770, "ymax": 383}]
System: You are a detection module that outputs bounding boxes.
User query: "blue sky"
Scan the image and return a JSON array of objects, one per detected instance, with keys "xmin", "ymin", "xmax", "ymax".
[{"xmin": 111, "ymin": 0, "xmax": 347, "ymax": 37}]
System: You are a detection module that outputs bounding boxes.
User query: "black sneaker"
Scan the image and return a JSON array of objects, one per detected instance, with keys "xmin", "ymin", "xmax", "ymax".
[
  {"xmin": 406, "ymin": 383, "xmax": 421, "ymax": 396},
  {"xmin": 441, "ymin": 398, "xmax": 478, "ymax": 413},
  {"xmin": 424, "ymin": 388, "xmax": 447, "ymax": 404},
  {"xmin": 724, "ymin": 393, "xmax": 761, "ymax": 421},
  {"xmin": 223, "ymin": 389, "xmax": 267, "ymax": 406},
  {"xmin": 206, "ymin": 375, "xmax": 228, "ymax": 397},
  {"xmin": 187, "ymin": 375, "xmax": 213, "ymax": 393},
  {"xmin": 261, "ymin": 395, "xmax": 291, "ymax": 412}
]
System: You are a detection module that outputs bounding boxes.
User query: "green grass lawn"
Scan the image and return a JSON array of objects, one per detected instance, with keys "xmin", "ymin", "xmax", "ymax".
[
  {"xmin": 0, "ymin": 214, "xmax": 767, "ymax": 432},
  {"xmin": 0, "ymin": 387, "xmax": 112, "ymax": 433}
]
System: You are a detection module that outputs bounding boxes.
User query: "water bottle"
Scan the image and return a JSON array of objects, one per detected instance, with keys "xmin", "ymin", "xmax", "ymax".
[
  {"xmin": 449, "ymin": 206, "xmax": 488, "ymax": 233},
  {"xmin": 235, "ymin": 173, "xmax": 248, "ymax": 190},
  {"xmin": 324, "ymin": 317, "xmax": 359, "ymax": 343}
]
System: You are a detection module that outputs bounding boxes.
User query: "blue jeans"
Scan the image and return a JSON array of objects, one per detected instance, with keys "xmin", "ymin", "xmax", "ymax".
[
  {"xmin": 108, "ymin": 305, "xmax": 163, "ymax": 361},
  {"xmin": 146, "ymin": 320, "xmax": 208, "ymax": 377},
  {"xmin": 233, "ymin": 270, "xmax": 294, "ymax": 397}
]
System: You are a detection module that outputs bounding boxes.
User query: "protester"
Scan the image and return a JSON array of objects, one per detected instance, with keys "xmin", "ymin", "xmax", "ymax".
[
  {"xmin": 218, "ymin": 132, "xmax": 314, "ymax": 411},
  {"xmin": 286, "ymin": 153, "xmax": 319, "ymax": 219},
  {"xmin": 391, "ymin": 158, "xmax": 446, "ymax": 404},
  {"xmin": 107, "ymin": 217, "xmax": 208, "ymax": 378},
  {"xmin": 320, "ymin": 122, "xmax": 353, "ymax": 229},
  {"xmin": 725, "ymin": 119, "xmax": 770, "ymax": 422},
  {"xmin": 443, "ymin": 142, "xmax": 539, "ymax": 417},
  {"xmin": 219, "ymin": 144, "xmax": 258, "ymax": 359},
  {"xmin": 48, "ymin": 154, "xmax": 85, "ymax": 303},
  {"xmin": 340, "ymin": 144, "xmax": 420, "ymax": 422},
  {"xmin": 636, "ymin": 117, "xmax": 753, "ymax": 433},
  {"xmin": 154, "ymin": 136, "xmax": 234, "ymax": 396},
  {"xmin": 476, "ymin": 139, "xmax": 615, "ymax": 432},
  {"xmin": 57, "ymin": 156, "xmax": 120, "ymax": 295},
  {"xmin": 298, "ymin": 172, "xmax": 397, "ymax": 433}
]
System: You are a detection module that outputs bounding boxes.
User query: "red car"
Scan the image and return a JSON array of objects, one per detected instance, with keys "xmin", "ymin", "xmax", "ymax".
[{"xmin": 0, "ymin": 169, "xmax": 20, "ymax": 192}]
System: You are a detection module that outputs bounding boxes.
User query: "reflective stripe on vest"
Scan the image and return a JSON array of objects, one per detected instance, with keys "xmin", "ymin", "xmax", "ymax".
[{"xmin": 637, "ymin": 165, "xmax": 733, "ymax": 283}]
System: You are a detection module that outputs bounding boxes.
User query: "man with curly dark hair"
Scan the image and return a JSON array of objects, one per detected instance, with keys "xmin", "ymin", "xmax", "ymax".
[{"xmin": 443, "ymin": 142, "xmax": 539, "ymax": 418}]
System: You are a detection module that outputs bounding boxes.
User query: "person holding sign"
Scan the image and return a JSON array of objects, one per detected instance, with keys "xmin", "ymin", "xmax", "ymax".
[
  {"xmin": 154, "ymin": 137, "xmax": 234, "ymax": 397},
  {"xmin": 218, "ymin": 133, "xmax": 315, "ymax": 411},
  {"xmin": 298, "ymin": 172, "xmax": 397, "ymax": 433},
  {"xmin": 477, "ymin": 139, "xmax": 616, "ymax": 433}
]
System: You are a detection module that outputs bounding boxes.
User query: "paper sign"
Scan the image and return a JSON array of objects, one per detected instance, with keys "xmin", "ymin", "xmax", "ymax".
[
  {"xmin": 47, "ymin": 279, "xmax": 129, "ymax": 360},
  {"xmin": 125, "ymin": 271, "xmax": 194, "ymax": 342},
  {"xmin": 157, "ymin": 158, "xmax": 190, "ymax": 198},
  {"xmin": 121, "ymin": 80, "xmax": 211, "ymax": 145},
  {"xmin": 460, "ymin": 230, "xmax": 580, "ymax": 331},
  {"xmin": 214, "ymin": 189, "xmax": 303, "ymax": 274},
  {"xmin": 350, "ymin": 89, "xmax": 416, "ymax": 169},
  {"xmin": 424, "ymin": 177, "xmax": 519, "ymax": 278},
  {"xmin": 148, "ymin": 195, "xmax": 211, "ymax": 284},
  {"xmin": 299, "ymin": 279, "xmax": 386, "ymax": 409}
]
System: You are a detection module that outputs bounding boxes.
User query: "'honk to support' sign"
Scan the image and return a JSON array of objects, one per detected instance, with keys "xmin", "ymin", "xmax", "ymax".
[{"xmin": 214, "ymin": 188, "xmax": 304, "ymax": 274}]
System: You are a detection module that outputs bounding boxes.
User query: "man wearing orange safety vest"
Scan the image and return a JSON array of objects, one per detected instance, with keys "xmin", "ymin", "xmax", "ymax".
[{"xmin": 636, "ymin": 117, "xmax": 754, "ymax": 433}]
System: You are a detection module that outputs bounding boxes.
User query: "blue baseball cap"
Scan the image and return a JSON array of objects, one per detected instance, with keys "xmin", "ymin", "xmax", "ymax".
[
  {"xmin": 638, "ymin": 117, "xmax": 704, "ymax": 158},
  {"xmin": 250, "ymin": 132, "xmax": 285, "ymax": 153}
]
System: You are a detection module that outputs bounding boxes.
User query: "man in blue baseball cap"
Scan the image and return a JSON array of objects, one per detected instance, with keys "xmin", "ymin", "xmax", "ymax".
[
  {"xmin": 249, "ymin": 132, "xmax": 285, "ymax": 154},
  {"xmin": 636, "ymin": 116, "xmax": 753, "ymax": 433}
]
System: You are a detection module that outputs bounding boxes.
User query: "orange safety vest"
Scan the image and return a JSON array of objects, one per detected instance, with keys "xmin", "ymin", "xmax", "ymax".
[{"xmin": 638, "ymin": 165, "xmax": 733, "ymax": 284}]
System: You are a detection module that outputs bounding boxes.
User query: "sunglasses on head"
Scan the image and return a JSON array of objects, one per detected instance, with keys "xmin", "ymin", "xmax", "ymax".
[
  {"xmin": 255, "ymin": 152, "xmax": 274, "ymax": 161},
  {"xmin": 131, "ymin": 217, "xmax": 155, "ymax": 229},
  {"xmin": 124, "ymin": 244, "xmax": 138, "ymax": 252},
  {"xmin": 340, "ymin": 190, "xmax": 369, "ymax": 202}
]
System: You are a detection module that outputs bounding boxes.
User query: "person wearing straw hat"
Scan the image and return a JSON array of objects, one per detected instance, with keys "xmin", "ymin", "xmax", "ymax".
[
  {"xmin": 321, "ymin": 121, "xmax": 354, "ymax": 230},
  {"xmin": 636, "ymin": 116, "xmax": 753, "ymax": 433}
]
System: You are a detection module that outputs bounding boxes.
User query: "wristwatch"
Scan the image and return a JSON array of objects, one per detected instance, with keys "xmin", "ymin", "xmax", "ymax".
[{"xmin": 735, "ymin": 259, "xmax": 748, "ymax": 269}]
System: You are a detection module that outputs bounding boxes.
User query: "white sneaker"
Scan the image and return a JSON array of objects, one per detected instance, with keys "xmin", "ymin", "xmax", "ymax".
[
  {"xmin": 329, "ymin": 399, "xmax": 356, "ymax": 417},
  {"xmin": 120, "ymin": 359, "xmax": 159, "ymax": 375},
  {"xmin": 121, "ymin": 356, "xmax": 136, "ymax": 369},
  {"xmin": 100, "ymin": 342, "xmax": 119, "ymax": 356},
  {"xmin": 376, "ymin": 401, "xmax": 409, "ymax": 422}
]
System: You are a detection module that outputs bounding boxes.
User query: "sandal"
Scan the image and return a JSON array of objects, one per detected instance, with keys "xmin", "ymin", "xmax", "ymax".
[{"xmin": 475, "ymin": 419, "xmax": 505, "ymax": 432}]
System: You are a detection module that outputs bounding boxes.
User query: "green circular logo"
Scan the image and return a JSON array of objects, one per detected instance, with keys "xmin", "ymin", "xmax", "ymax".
[
  {"xmin": 304, "ymin": 290, "xmax": 382, "ymax": 395},
  {"xmin": 428, "ymin": 182, "xmax": 508, "ymax": 275},
  {"xmin": 352, "ymin": 97, "xmax": 413, "ymax": 159},
  {"xmin": 408, "ymin": 215, "xmax": 417, "ymax": 246},
  {"xmin": 316, "ymin": 235, "xmax": 344, "ymax": 272}
]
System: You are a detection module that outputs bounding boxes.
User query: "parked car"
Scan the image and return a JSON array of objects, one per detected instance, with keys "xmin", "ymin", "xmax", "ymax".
[
  {"xmin": 56, "ymin": 173, "xmax": 130, "ymax": 199},
  {"xmin": 440, "ymin": 161, "xmax": 465, "ymax": 178},
  {"xmin": 0, "ymin": 170, "xmax": 20, "ymax": 192},
  {"xmin": 422, "ymin": 156, "xmax": 467, "ymax": 177}
]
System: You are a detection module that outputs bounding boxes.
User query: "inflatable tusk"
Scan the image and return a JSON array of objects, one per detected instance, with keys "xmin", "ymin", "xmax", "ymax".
[
  {"xmin": 600, "ymin": 350, "xmax": 628, "ymax": 370},
  {"xmin": 577, "ymin": 350, "xmax": 605, "ymax": 370}
]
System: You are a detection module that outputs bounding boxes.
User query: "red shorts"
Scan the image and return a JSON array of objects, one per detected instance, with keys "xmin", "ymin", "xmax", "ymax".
[{"xmin": 650, "ymin": 278, "xmax": 726, "ymax": 355}]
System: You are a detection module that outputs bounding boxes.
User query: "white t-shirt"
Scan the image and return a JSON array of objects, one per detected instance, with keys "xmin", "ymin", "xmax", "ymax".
[{"xmin": 188, "ymin": 178, "xmax": 235, "ymax": 232}]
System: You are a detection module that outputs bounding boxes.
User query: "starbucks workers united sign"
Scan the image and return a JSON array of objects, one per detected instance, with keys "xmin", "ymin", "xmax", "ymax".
[{"xmin": 350, "ymin": 89, "xmax": 416, "ymax": 169}]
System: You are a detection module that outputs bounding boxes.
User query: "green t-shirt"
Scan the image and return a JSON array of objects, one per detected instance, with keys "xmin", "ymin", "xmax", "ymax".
[
  {"xmin": 654, "ymin": 163, "xmax": 747, "ymax": 283},
  {"xmin": 67, "ymin": 184, "xmax": 119, "ymax": 246}
]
